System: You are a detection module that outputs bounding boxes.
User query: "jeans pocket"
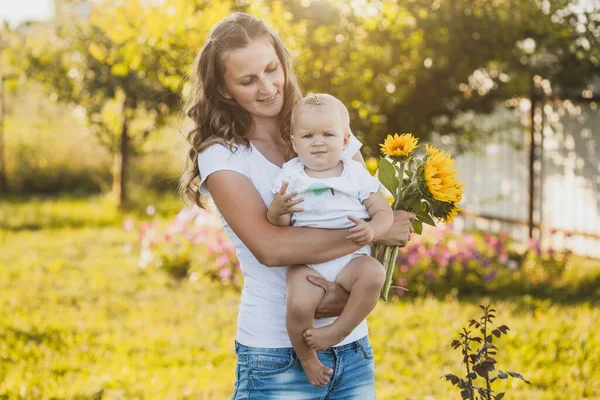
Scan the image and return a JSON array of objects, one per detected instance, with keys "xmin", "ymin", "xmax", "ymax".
[
  {"xmin": 248, "ymin": 352, "xmax": 296, "ymax": 377},
  {"xmin": 358, "ymin": 341, "xmax": 374, "ymax": 360}
]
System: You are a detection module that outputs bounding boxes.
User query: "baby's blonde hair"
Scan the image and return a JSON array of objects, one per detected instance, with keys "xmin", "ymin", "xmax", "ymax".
[{"xmin": 291, "ymin": 93, "xmax": 350, "ymax": 135}]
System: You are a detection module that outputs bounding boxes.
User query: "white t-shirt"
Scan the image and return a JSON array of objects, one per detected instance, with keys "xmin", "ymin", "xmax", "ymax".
[
  {"xmin": 271, "ymin": 157, "xmax": 382, "ymax": 229},
  {"xmin": 197, "ymin": 133, "xmax": 368, "ymax": 348}
]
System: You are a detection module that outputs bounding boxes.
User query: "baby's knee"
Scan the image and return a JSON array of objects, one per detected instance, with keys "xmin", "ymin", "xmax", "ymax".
[
  {"xmin": 287, "ymin": 293, "xmax": 318, "ymax": 318},
  {"xmin": 360, "ymin": 258, "xmax": 386, "ymax": 288}
]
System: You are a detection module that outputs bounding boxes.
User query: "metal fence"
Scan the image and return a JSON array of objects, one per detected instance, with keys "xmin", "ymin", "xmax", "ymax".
[{"xmin": 446, "ymin": 97, "xmax": 599, "ymax": 258}]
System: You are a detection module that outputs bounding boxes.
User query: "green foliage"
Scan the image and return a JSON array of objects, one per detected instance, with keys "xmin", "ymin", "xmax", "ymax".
[
  {"xmin": 262, "ymin": 0, "xmax": 599, "ymax": 154},
  {"xmin": 1, "ymin": 81, "xmax": 186, "ymax": 195},
  {"xmin": 443, "ymin": 304, "xmax": 530, "ymax": 400}
]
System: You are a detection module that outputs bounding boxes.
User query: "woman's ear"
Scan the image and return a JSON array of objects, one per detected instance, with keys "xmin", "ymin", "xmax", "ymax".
[{"xmin": 218, "ymin": 86, "xmax": 232, "ymax": 99}]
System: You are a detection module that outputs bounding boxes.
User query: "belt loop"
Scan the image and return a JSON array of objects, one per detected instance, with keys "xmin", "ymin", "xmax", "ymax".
[{"xmin": 354, "ymin": 340, "xmax": 360, "ymax": 353}]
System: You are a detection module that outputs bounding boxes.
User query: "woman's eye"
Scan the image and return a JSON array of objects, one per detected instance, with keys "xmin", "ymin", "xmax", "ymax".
[
  {"xmin": 267, "ymin": 64, "xmax": 278, "ymax": 72},
  {"xmin": 241, "ymin": 80, "xmax": 252, "ymax": 86}
]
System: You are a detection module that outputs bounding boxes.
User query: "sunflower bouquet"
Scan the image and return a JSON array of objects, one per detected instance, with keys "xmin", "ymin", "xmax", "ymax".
[{"xmin": 375, "ymin": 133, "xmax": 465, "ymax": 301}]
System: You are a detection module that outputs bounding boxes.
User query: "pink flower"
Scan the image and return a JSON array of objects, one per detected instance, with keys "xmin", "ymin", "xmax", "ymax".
[
  {"xmin": 146, "ymin": 205, "xmax": 156, "ymax": 216},
  {"xmin": 139, "ymin": 222, "xmax": 154, "ymax": 235},
  {"xmin": 528, "ymin": 238, "xmax": 541, "ymax": 255},
  {"xmin": 176, "ymin": 207, "xmax": 199, "ymax": 224},
  {"xmin": 122, "ymin": 218, "xmax": 135, "ymax": 232},
  {"xmin": 190, "ymin": 230, "xmax": 208, "ymax": 245},
  {"xmin": 216, "ymin": 254, "xmax": 231, "ymax": 267},
  {"xmin": 218, "ymin": 267, "xmax": 232, "ymax": 280},
  {"xmin": 407, "ymin": 253, "xmax": 419, "ymax": 266}
]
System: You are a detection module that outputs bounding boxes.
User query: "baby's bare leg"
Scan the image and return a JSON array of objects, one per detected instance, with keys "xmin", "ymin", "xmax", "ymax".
[
  {"xmin": 304, "ymin": 256, "xmax": 385, "ymax": 351},
  {"xmin": 286, "ymin": 265, "xmax": 333, "ymax": 387}
]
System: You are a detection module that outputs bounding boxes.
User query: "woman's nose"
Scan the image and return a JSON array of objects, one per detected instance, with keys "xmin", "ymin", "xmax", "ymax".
[{"xmin": 257, "ymin": 76, "xmax": 275, "ymax": 94}]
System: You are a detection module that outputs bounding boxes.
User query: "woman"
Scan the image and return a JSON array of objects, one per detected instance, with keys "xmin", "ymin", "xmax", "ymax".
[{"xmin": 179, "ymin": 12, "xmax": 415, "ymax": 399}]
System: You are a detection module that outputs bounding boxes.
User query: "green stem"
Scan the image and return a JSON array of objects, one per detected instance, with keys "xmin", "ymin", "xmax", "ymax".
[
  {"xmin": 380, "ymin": 245, "xmax": 399, "ymax": 301},
  {"xmin": 393, "ymin": 162, "xmax": 405, "ymax": 210}
]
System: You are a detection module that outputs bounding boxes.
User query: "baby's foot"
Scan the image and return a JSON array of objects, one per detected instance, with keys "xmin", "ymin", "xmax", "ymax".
[
  {"xmin": 299, "ymin": 356, "xmax": 333, "ymax": 387},
  {"xmin": 303, "ymin": 325, "xmax": 349, "ymax": 352}
]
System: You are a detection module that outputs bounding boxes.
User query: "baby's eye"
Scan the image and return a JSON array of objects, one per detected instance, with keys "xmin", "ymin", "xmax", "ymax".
[
  {"xmin": 324, "ymin": 133, "xmax": 334, "ymax": 137},
  {"xmin": 303, "ymin": 134, "xmax": 313, "ymax": 139}
]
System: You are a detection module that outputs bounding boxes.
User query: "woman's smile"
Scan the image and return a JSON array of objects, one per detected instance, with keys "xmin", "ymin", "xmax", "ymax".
[{"xmin": 258, "ymin": 92, "xmax": 278, "ymax": 104}]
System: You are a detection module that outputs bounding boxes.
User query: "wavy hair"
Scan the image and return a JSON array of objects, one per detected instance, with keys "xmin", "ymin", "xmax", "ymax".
[{"xmin": 178, "ymin": 12, "xmax": 302, "ymax": 207}]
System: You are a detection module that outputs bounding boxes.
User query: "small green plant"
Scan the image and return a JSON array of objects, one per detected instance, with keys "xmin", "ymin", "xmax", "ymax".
[{"xmin": 442, "ymin": 304, "xmax": 530, "ymax": 399}]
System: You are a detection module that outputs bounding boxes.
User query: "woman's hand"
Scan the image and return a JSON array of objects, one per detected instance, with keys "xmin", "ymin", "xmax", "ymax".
[
  {"xmin": 374, "ymin": 210, "xmax": 416, "ymax": 247},
  {"xmin": 307, "ymin": 275, "xmax": 349, "ymax": 319}
]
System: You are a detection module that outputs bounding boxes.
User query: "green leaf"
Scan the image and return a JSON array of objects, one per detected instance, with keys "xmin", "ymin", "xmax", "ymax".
[
  {"xmin": 413, "ymin": 219, "xmax": 423, "ymax": 235},
  {"xmin": 377, "ymin": 157, "xmax": 398, "ymax": 198},
  {"xmin": 496, "ymin": 393, "xmax": 505, "ymax": 400},
  {"xmin": 409, "ymin": 195, "xmax": 422, "ymax": 211},
  {"xmin": 507, "ymin": 371, "xmax": 531, "ymax": 384},
  {"xmin": 389, "ymin": 285, "xmax": 409, "ymax": 291},
  {"xmin": 416, "ymin": 211, "xmax": 436, "ymax": 226}
]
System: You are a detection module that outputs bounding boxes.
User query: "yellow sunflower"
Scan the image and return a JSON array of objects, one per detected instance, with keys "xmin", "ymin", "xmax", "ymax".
[
  {"xmin": 423, "ymin": 144, "xmax": 465, "ymax": 203},
  {"xmin": 380, "ymin": 133, "xmax": 419, "ymax": 160},
  {"xmin": 442, "ymin": 205, "xmax": 462, "ymax": 223}
]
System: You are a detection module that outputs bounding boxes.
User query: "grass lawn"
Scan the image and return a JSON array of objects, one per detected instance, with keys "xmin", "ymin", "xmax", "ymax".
[{"xmin": 0, "ymin": 196, "xmax": 598, "ymax": 399}]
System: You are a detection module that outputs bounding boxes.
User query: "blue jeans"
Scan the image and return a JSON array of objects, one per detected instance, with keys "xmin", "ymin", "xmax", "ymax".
[{"xmin": 231, "ymin": 335, "xmax": 375, "ymax": 399}]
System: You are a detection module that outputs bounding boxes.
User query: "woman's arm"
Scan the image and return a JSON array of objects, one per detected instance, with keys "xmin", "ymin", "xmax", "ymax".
[{"xmin": 205, "ymin": 170, "xmax": 362, "ymax": 267}]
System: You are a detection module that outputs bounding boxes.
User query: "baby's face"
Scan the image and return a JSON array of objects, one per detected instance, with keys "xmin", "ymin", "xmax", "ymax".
[{"xmin": 291, "ymin": 104, "xmax": 350, "ymax": 172}]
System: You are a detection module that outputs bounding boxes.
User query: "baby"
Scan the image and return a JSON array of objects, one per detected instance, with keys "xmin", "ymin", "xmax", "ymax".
[{"xmin": 267, "ymin": 93, "xmax": 393, "ymax": 387}]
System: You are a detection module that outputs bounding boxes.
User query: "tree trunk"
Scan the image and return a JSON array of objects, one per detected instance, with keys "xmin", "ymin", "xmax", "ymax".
[
  {"xmin": 0, "ymin": 73, "xmax": 7, "ymax": 193},
  {"xmin": 112, "ymin": 119, "xmax": 129, "ymax": 209}
]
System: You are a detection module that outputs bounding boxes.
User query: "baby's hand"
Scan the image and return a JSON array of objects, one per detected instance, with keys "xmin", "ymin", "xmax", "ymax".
[
  {"xmin": 271, "ymin": 181, "xmax": 304, "ymax": 216},
  {"xmin": 346, "ymin": 216, "xmax": 375, "ymax": 246}
]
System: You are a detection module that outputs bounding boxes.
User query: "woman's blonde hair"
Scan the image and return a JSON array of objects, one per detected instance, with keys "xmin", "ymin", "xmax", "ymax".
[{"xmin": 179, "ymin": 12, "xmax": 302, "ymax": 207}]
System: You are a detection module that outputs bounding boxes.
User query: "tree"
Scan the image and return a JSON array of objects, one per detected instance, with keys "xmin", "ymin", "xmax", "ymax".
[
  {"xmin": 11, "ymin": 0, "xmax": 235, "ymax": 207},
  {"xmin": 0, "ymin": 22, "xmax": 24, "ymax": 193},
  {"xmin": 261, "ymin": 0, "xmax": 599, "ymax": 154}
]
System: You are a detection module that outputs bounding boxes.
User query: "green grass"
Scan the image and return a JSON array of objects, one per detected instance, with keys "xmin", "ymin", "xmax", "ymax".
[
  {"xmin": 0, "ymin": 196, "xmax": 598, "ymax": 399},
  {"xmin": 0, "ymin": 190, "xmax": 184, "ymax": 231}
]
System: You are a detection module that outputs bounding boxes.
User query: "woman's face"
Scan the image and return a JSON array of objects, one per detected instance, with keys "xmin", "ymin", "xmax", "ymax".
[{"xmin": 220, "ymin": 36, "xmax": 285, "ymax": 121}]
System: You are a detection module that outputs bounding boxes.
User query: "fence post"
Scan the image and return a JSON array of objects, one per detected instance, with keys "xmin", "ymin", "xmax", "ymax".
[{"xmin": 528, "ymin": 76, "xmax": 536, "ymax": 239}]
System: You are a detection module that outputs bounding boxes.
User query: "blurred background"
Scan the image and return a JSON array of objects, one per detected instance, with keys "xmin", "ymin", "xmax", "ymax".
[{"xmin": 0, "ymin": 0, "xmax": 599, "ymax": 399}]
